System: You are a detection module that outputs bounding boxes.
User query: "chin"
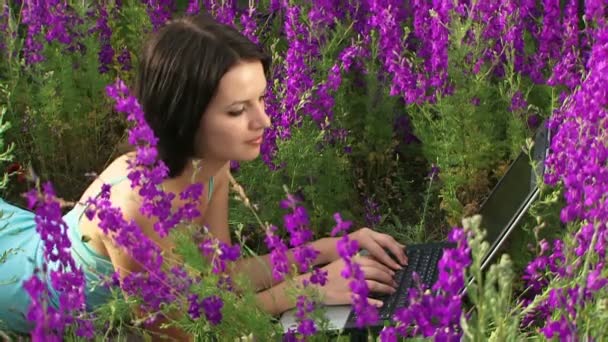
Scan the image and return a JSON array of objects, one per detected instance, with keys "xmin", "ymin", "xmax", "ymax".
[{"xmin": 235, "ymin": 151, "xmax": 261, "ymax": 162}]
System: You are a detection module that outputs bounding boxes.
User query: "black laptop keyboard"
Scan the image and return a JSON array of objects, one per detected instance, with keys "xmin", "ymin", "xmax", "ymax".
[{"xmin": 346, "ymin": 242, "xmax": 455, "ymax": 326}]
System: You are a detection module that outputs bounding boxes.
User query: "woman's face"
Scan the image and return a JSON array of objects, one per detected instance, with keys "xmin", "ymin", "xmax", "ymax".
[{"xmin": 196, "ymin": 60, "xmax": 270, "ymax": 163}]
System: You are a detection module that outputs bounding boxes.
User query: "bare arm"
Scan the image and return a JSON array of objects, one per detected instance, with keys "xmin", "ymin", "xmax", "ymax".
[
  {"xmin": 230, "ymin": 237, "xmax": 339, "ymax": 291},
  {"xmin": 203, "ymin": 168, "xmax": 342, "ymax": 291}
]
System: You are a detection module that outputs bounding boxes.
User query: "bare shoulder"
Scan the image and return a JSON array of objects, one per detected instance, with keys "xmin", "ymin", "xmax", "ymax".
[{"xmin": 79, "ymin": 154, "xmax": 133, "ymax": 200}]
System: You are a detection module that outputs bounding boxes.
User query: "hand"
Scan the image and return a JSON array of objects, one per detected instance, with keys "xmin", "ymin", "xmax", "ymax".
[
  {"xmin": 312, "ymin": 255, "xmax": 398, "ymax": 307},
  {"xmin": 350, "ymin": 228, "xmax": 408, "ymax": 270}
]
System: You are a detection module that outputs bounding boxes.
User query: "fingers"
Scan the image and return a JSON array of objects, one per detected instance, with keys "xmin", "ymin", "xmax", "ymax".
[
  {"xmin": 363, "ymin": 239, "xmax": 403, "ymax": 270},
  {"xmin": 365, "ymin": 279, "xmax": 397, "ymax": 295},
  {"xmin": 368, "ymin": 298, "xmax": 384, "ymax": 308},
  {"xmin": 347, "ymin": 292, "xmax": 384, "ymax": 308},
  {"xmin": 375, "ymin": 234, "xmax": 408, "ymax": 266},
  {"xmin": 355, "ymin": 255, "xmax": 394, "ymax": 276},
  {"xmin": 360, "ymin": 265, "xmax": 397, "ymax": 288}
]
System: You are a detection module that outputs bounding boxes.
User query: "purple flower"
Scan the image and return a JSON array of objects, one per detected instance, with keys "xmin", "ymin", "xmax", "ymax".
[
  {"xmin": 428, "ymin": 164, "xmax": 441, "ymax": 181},
  {"xmin": 280, "ymin": 195, "xmax": 320, "ymax": 274},
  {"xmin": 541, "ymin": 315, "xmax": 577, "ymax": 340},
  {"xmin": 379, "ymin": 326, "xmax": 397, "ymax": 341},
  {"xmin": 278, "ymin": 3, "xmax": 317, "ymax": 136},
  {"xmin": 143, "ymin": 0, "xmax": 174, "ymax": 31},
  {"xmin": 117, "ymin": 47, "xmax": 132, "ymax": 71},
  {"xmin": 199, "ymin": 238, "xmax": 241, "ymax": 274},
  {"xmin": 21, "ymin": 0, "xmax": 46, "ymax": 64},
  {"xmin": 523, "ymin": 16, "xmax": 608, "ymax": 333},
  {"xmin": 94, "ymin": 4, "xmax": 114, "ymax": 74},
  {"xmin": 392, "ymin": 227, "xmax": 470, "ymax": 339},
  {"xmin": 186, "ymin": 0, "xmax": 200, "ymax": 15},
  {"xmin": 294, "ymin": 295, "xmax": 316, "ymax": 336},
  {"xmin": 280, "ymin": 196, "xmax": 318, "ymax": 274},
  {"xmin": 100, "ymin": 79, "xmax": 205, "ymax": 316},
  {"xmin": 187, "ymin": 293, "xmax": 202, "ymax": 319},
  {"xmin": 209, "ymin": 0, "xmax": 236, "ymax": 26},
  {"xmin": 309, "ymin": 268, "xmax": 328, "ymax": 286},
  {"xmin": 24, "ymin": 182, "xmax": 91, "ymax": 340},
  {"xmin": 201, "ymin": 295, "xmax": 223, "ymax": 325},
  {"xmin": 330, "ymin": 212, "xmax": 353, "ymax": 236},
  {"xmin": 264, "ymin": 224, "xmax": 290, "ymax": 281},
  {"xmin": 367, "ymin": 0, "xmax": 417, "ymax": 103},
  {"xmin": 547, "ymin": 1, "xmax": 583, "ymax": 89},
  {"xmin": 331, "ymin": 213, "xmax": 378, "ymax": 327},
  {"xmin": 240, "ymin": 5, "xmax": 259, "ymax": 44},
  {"xmin": 509, "ymin": 91, "xmax": 527, "ymax": 112},
  {"xmin": 229, "ymin": 160, "xmax": 240, "ymax": 173},
  {"xmin": 0, "ymin": 4, "xmax": 9, "ymax": 53},
  {"xmin": 309, "ymin": 44, "xmax": 365, "ymax": 127}
]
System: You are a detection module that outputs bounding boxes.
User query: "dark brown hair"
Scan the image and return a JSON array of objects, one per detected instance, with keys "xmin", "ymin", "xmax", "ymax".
[{"xmin": 134, "ymin": 12, "xmax": 271, "ymax": 177}]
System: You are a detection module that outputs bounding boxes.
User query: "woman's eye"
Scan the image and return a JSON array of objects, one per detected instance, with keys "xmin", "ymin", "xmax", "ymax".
[
  {"xmin": 228, "ymin": 108, "xmax": 245, "ymax": 116},
  {"xmin": 259, "ymin": 95, "xmax": 266, "ymax": 102}
]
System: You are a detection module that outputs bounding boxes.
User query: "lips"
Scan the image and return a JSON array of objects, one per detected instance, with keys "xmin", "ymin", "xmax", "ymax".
[{"xmin": 247, "ymin": 136, "xmax": 263, "ymax": 144}]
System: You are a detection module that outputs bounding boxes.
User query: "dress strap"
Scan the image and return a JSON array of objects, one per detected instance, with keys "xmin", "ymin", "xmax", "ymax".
[{"xmin": 208, "ymin": 176, "xmax": 214, "ymax": 200}]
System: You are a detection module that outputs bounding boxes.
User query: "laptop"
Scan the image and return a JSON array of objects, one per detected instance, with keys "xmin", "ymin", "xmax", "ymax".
[{"xmin": 280, "ymin": 123, "xmax": 551, "ymax": 333}]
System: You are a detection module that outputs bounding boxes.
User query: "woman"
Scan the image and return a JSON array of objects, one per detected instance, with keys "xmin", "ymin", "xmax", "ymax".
[{"xmin": 0, "ymin": 12, "xmax": 407, "ymax": 339}]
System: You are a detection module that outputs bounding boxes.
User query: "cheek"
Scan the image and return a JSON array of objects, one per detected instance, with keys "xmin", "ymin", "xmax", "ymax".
[{"xmin": 198, "ymin": 122, "xmax": 240, "ymax": 155}]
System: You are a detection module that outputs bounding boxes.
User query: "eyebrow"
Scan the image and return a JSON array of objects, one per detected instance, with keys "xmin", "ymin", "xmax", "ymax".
[{"xmin": 227, "ymin": 88, "xmax": 267, "ymax": 107}]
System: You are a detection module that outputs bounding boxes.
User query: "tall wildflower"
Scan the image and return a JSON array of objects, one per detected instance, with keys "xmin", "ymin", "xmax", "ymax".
[
  {"xmin": 411, "ymin": 0, "xmax": 452, "ymax": 101},
  {"xmin": 278, "ymin": 194, "xmax": 325, "ymax": 337},
  {"xmin": 363, "ymin": 197, "xmax": 382, "ymax": 228},
  {"xmin": 94, "ymin": 4, "xmax": 114, "ymax": 74},
  {"xmin": 117, "ymin": 47, "xmax": 132, "ymax": 71},
  {"xmin": 143, "ymin": 0, "xmax": 175, "ymax": 31},
  {"xmin": 331, "ymin": 213, "xmax": 379, "ymax": 327},
  {"xmin": 500, "ymin": 0, "xmax": 528, "ymax": 75},
  {"xmin": 309, "ymin": 44, "xmax": 364, "ymax": 127},
  {"xmin": 281, "ymin": 3, "xmax": 316, "ymax": 134},
  {"xmin": 280, "ymin": 194, "xmax": 318, "ymax": 273},
  {"xmin": 307, "ymin": 0, "xmax": 339, "ymax": 29},
  {"xmin": 97, "ymin": 79, "xmax": 207, "ymax": 319},
  {"xmin": 240, "ymin": 2, "xmax": 259, "ymax": 44},
  {"xmin": 523, "ymin": 11, "xmax": 608, "ymax": 339},
  {"xmin": 208, "ymin": 0, "xmax": 236, "ymax": 26},
  {"xmin": 385, "ymin": 227, "xmax": 470, "ymax": 340},
  {"xmin": 546, "ymin": 1, "xmax": 583, "ymax": 90},
  {"xmin": 260, "ymin": 84, "xmax": 281, "ymax": 169},
  {"xmin": 0, "ymin": 3, "xmax": 8, "ymax": 53},
  {"xmin": 264, "ymin": 224, "xmax": 290, "ymax": 282},
  {"xmin": 43, "ymin": 0, "xmax": 73, "ymax": 46},
  {"xmin": 529, "ymin": 0, "xmax": 562, "ymax": 83},
  {"xmin": 367, "ymin": 0, "xmax": 417, "ymax": 104},
  {"xmin": 186, "ymin": 0, "xmax": 201, "ymax": 15},
  {"xmin": 24, "ymin": 184, "xmax": 93, "ymax": 341},
  {"xmin": 21, "ymin": 0, "xmax": 46, "ymax": 64}
]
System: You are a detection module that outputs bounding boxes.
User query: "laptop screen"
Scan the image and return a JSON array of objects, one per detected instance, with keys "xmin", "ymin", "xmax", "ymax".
[
  {"xmin": 477, "ymin": 152, "xmax": 535, "ymax": 250},
  {"xmin": 476, "ymin": 124, "xmax": 549, "ymax": 265}
]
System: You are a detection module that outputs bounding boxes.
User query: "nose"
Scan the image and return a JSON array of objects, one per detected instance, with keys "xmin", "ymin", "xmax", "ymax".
[{"xmin": 251, "ymin": 103, "xmax": 271, "ymax": 130}]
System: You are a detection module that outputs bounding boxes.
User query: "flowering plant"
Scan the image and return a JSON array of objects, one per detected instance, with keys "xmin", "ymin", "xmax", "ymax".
[{"xmin": 0, "ymin": 0, "xmax": 607, "ymax": 341}]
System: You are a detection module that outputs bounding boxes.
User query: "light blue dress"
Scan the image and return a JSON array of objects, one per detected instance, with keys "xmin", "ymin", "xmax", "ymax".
[{"xmin": 0, "ymin": 176, "xmax": 214, "ymax": 333}]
